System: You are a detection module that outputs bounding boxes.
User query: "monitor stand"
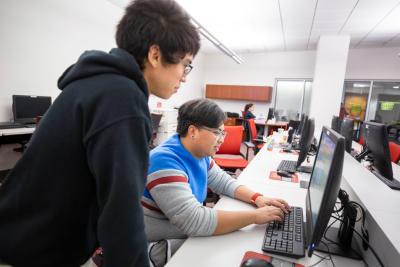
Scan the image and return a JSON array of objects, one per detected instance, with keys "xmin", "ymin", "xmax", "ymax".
[
  {"xmin": 371, "ymin": 169, "xmax": 400, "ymax": 190},
  {"xmin": 297, "ymin": 165, "xmax": 313, "ymax": 173},
  {"xmin": 315, "ymin": 227, "xmax": 362, "ymax": 260}
]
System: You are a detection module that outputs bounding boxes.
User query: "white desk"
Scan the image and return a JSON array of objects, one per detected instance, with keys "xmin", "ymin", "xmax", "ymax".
[
  {"xmin": 341, "ymin": 152, "xmax": 400, "ymax": 267},
  {"xmin": 0, "ymin": 127, "xmax": 35, "ymax": 136},
  {"xmin": 166, "ymin": 146, "xmax": 364, "ymax": 267}
]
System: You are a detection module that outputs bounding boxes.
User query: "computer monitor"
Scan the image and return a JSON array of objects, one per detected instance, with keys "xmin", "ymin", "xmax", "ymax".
[
  {"xmin": 331, "ymin": 115, "xmax": 341, "ymax": 133},
  {"xmin": 340, "ymin": 118, "xmax": 354, "ymax": 153},
  {"xmin": 305, "ymin": 126, "xmax": 345, "ymax": 257},
  {"xmin": 287, "ymin": 120, "xmax": 300, "ymax": 144},
  {"xmin": 365, "ymin": 122, "xmax": 400, "ymax": 190},
  {"xmin": 267, "ymin": 108, "xmax": 274, "ymax": 120},
  {"xmin": 12, "ymin": 95, "xmax": 51, "ymax": 124},
  {"xmin": 296, "ymin": 118, "xmax": 315, "ymax": 171},
  {"xmin": 150, "ymin": 113, "xmax": 162, "ymax": 134},
  {"xmin": 296, "ymin": 114, "xmax": 308, "ymax": 136}
]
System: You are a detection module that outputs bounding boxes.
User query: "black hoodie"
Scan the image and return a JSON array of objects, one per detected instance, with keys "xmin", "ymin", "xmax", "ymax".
[{"xmin": 0, "ymin": 48, "xmax": 151, "ymax": 267}]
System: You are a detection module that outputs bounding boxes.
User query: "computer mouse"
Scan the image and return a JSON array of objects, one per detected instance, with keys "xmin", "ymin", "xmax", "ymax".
[
  {"xmin": 277, "ymin": 170, "xmax": 292, "ymax": 178},
  {"xmin": 241, "ymin": 258, "xmax": 274, "ymax": 267}
]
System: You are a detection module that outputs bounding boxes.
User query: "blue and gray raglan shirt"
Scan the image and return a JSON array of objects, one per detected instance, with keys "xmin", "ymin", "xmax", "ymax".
[{"xmin": 142, "ymin": 134, "xmax": 242, "ymax": 237}]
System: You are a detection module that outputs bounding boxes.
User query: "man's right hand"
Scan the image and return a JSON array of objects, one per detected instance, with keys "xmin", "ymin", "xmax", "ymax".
[{"xmin": 254, "ymin": 205, "xmax": 284, "ymax": 224}]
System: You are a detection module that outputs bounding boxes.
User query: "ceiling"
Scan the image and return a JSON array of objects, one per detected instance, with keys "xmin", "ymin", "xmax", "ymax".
[{"xmin": 109, "ymin": 0, "xmax": 400, "ymax": 54}]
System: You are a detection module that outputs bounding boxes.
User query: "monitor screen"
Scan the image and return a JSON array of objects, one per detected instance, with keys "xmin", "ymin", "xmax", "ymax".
[
  {"xmin": 365, "ymin": 121, "xmax": 393, "ymax": 180},
  {"xmin": 305, "ymin": 127, "xmax": 345, "ymax": 257},
  {"xmin": 12, "ymin": 95, "xmax": 51, "ymax": 124},
  {"xmin": 308, "ymin": 131, "xmax": 336, "ymax": 227},
  {"xmin": 340, "ymin": 118, "xmax": 354, "ymax": 153}
]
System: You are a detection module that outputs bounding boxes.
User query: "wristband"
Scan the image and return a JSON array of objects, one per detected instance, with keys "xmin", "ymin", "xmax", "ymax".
[{"xmin": 250, "ymin": 193, "xmax": 263, "ymax": 205}]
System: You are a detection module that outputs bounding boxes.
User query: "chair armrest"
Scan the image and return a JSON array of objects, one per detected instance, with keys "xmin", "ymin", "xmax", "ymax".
[
  {"xmin": 243, "ymin": 142, "xmax": 255, "ymax": 160},
  {"xmin": 243, "ymin": 142, "xmax": 255, "ymax": 148},
  {"xmin": 253, "ymin": 138, "xmax": 265, "ymax": 143}
]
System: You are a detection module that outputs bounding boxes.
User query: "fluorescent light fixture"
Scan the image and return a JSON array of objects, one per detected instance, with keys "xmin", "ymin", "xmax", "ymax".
[
  {"xmin": 198, "ymin": 28, "xmax": 221, "ymax": 46},
  {"xmin": 394, "ymin": 86, "xmax": 399, "ymax": 89},
  {"xmin": 353, "ymin": 83, "xmax": 370, "ymax": 88},
  {"xmin": 190, "ymin": 17, "xmax": 243, "ymax": 64}
]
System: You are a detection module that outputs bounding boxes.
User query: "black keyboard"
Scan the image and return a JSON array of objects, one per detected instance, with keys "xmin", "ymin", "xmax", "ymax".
[
  {"xmin": 277, "ymin": 160, "xmax": 297, "ymax": 173},
  {"xmin": 262, "ymin": 206, "xmax": 305, "ymax": 258},
  {"xmin": 0, "ymin": 122, "xmax": 23, "ymax": 129}
]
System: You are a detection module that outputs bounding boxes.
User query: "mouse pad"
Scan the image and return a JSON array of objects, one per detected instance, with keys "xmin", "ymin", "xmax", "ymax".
[
  {"xmin": 269, "ymin": 171, "xmax": 299, "ymax": 183},
  {"xmin": 240, "ymin": 251, "xmax": 304, "ymax": 267}
]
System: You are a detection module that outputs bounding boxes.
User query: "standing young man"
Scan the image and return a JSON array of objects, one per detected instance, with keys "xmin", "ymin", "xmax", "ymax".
[{"xmin": 0, "ymin": 0, "xmax": 200, "ymax": 266}]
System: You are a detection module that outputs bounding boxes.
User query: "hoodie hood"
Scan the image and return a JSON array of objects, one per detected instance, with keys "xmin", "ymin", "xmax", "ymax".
[{"xmin": 57, "ymin": 48, "xmax": 148, "ymax": 97}]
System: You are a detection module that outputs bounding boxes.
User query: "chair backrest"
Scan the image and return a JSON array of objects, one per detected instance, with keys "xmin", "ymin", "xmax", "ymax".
[
  {"xmin": 216, "ymin": 126, "xmax": 243, "ymax": 155},
  {"xmin": 388, "ymin": 141, "xmax": 400, "ymax": 163},
  {"xmin": 247, "ymin": 119, "xmax": 258, "ymax": 140}
]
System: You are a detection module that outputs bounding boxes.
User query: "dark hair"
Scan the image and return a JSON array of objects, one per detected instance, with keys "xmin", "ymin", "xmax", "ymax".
[
  {"xmin": 177, "ymin": 99, "xmax": 226, "ymax": 137},
  {"xmin": 244, "ymin": 103, "xmax": 254, "ymax": 112},
  {"xmin": 116, "ymin": 0, "xmax": 200, "ymax": 70}
]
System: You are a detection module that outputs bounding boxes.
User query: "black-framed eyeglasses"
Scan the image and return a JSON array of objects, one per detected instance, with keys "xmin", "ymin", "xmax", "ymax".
[
  {"xmin": 183, "ymin": 64, "xmax": 193, "ymax": 76},
  {"xmin": 199, "ymin": 126, "xmax": 227, "ymax": 140}
]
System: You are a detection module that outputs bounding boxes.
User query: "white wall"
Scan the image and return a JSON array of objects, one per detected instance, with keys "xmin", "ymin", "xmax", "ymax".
[
  {"xmin": 148, "ymin": 52, "xmax": 206, "ymax": 110},
  {"xmin": 0, "ymin": 0, "xmax": 122, "ymax": 121},
  {"xmin": 202, "ymin": 50, "xmax": 316, "ymax": 115},
  {"xmin": 346, "ymin": 47, "xmax": 400, "ymax": 80}
]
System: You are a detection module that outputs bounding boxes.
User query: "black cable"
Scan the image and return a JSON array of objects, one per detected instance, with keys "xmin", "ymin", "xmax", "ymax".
[
  {"xmin": 308, "ymin": 254, "xmax": 331, "ymax": 267},
  {"xmin": 320, "ymin": 240, "xmax": 336, "ymax": 267},
  {"xmin": 323, "ymin": 216, "xmax": 363, "ymax": 260},
  {"xmin": 331, "ymin": 215, "xmax": 384, "ymax": 267}
]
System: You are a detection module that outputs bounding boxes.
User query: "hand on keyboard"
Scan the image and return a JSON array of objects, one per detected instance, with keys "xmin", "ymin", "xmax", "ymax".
[
  {"xmin": 254, "ymin": 206, "xmax": 284, "ymax": 225},
  {"xmin": 254, "ymin": 196, "xmax": 290, "ymax": 213}
]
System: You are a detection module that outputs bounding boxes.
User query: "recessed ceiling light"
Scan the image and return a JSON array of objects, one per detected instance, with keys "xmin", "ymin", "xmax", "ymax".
[{"xmin": 394, "ymin": 86, "xmax": 399, "ymax": 89}]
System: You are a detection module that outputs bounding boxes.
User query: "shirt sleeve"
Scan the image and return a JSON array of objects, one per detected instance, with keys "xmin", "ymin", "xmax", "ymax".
[
  {"xmin": 146, "ymin": 155, "xmax": 218, "ymax": 237},
  {"xmin": 86, "ymin": 117, "xmax": 150, "ymax": 267},
  {"xmin": 207, "ymin": 159, "xmax": 241, "ymax": 198}
]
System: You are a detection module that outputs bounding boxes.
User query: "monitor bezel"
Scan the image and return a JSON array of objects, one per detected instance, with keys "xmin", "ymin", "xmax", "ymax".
[
  {"xmin": 365, "ymin": 121, "xmax": 393, "ymax": 180},
  {"xmin": 340, "ymin": 118, "xmax": 354, "ymax": 153},
  {"xmin": 305, "ymin": 126, "xmax": 345, "ymax": 257},
  {"xmin": 296, "ymin": 118, "xmax": 315, "ymax": 167}
]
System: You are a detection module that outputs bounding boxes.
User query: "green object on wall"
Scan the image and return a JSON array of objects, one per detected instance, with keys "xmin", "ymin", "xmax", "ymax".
[
  {"xmin": 380, "ymin": 101, "xmax": 395, "ymax": 111},
  {"xmin": 350, "ymin": 104, "xmax": 362, "ymax": 116}
]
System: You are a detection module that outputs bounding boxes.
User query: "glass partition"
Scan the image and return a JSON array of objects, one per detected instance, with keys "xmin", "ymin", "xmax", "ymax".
[
  {"xmin": 274, "ymin": 79, "xmax": 312, "ymax": 121},
  {"xmin": 368, "ymin": 81, "xmax": 400, "ymax": 124}
]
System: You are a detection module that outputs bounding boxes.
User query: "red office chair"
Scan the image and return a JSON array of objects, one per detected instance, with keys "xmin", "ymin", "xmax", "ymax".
[
  {"xmin": 358, "ymin": 136, "xmax": 365, "ymax": 146},
  {"xmin": 214, "ymin": 126, "xmax": 249, "ymax": 173},
  {"xmin": 389, "ymin": 141, "xmax": 400, "ymax": 163},
  {"xmin": 245, "ymin": 119, "xmax": 265, "ymax": 155}
]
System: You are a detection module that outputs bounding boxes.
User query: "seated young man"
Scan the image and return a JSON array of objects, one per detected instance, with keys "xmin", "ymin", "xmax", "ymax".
[{"xmin": 142, "ymin": 99, "xmax": 290, "ymax": 266}]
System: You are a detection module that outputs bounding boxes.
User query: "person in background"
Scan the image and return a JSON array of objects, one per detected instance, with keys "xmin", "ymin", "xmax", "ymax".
[
  {"xmin": 0, "ymin": 0, "xmax": 200, "ymax": 266},
  {"xmin": 244, "ymin": 103, "xmax": 257, "ymax": 119},
  {"xmin": 143, "ymin": 99, "xmax": 289, "ymax": 267},
  {"xmin": 339, "ymin": 102, "xmax": 348, "ymax": 119}
]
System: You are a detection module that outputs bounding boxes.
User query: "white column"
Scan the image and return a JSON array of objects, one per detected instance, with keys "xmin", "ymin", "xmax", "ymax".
[{"xmin": 309, "ymin": 35, "xmax": 350, "ymax": 135}]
